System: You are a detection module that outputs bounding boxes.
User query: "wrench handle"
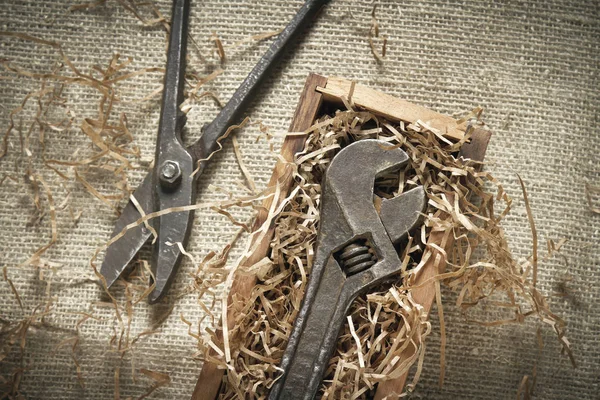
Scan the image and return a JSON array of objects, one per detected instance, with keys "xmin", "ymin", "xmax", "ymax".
[
  {"xmin": 189, "ymin": 0, "xmax": 330, "ymax": 165},
  {"xmin": 269, "ymin": 258, "xmax": 353, "ymax": 400}
]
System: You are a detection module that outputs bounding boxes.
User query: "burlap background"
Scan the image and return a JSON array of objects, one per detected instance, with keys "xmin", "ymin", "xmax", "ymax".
[{"xmin": 1, "ymin": 0, "xmax": 598, "ymax": 398}]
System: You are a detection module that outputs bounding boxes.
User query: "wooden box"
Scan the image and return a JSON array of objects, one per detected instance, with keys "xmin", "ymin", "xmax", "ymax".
[{"xmin": 192, "ymin": 74, "xmax": 491, "ymax": 399}]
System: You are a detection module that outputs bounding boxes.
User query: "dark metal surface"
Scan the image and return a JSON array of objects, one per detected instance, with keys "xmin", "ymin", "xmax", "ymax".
[
  {"xmin": 188, "ymin": 0, "xmax": 331, "ymax": 167},
  {"xmin": 268, "ymin": 140, "xmax": 425, "ymax": 400},
  {"xmin": 380, "ymin": 186, "xmax": 426, "ymax": 244},
  {"xmin": 100, "ymin": 0, "xmax": 330, "ymax": 303},
  {"xmin": 149, "ymin": 0, "xmax": 195, "ymax": 303}
]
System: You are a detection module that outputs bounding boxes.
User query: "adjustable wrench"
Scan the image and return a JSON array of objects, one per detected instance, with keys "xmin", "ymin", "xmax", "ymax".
[{"xmin": 269, "ymin": 139, "xmax": 426, "ymax": 399}]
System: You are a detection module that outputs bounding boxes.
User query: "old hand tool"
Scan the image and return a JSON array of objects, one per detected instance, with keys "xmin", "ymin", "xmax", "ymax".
[
  {"xmin": 268, "ymin": 139, "xmax": 426, "ymax": 399},
  {"xmin": 100, "ymin": 0, "xmax": 329, "ymax": 303}
]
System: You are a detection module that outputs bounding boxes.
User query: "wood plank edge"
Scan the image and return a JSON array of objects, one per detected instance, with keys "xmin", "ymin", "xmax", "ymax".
[{"xmin": 316, "ymin": 77, "xmax": 467, "ymax": 142}]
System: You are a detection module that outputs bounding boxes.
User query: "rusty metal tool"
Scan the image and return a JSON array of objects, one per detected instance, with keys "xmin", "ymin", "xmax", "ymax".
[
  {"xmin": 268, "ymin": 139, "xmax": 426, "ymax": 399},
  {"xmin": 99, "ymin": 0, "xmax": 330, "ymax": 303}
]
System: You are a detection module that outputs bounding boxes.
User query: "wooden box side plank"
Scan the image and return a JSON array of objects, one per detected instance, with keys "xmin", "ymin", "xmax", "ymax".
[{"xmin": 316, "ymin": 76, "xmax": 467, "ymax": 142}]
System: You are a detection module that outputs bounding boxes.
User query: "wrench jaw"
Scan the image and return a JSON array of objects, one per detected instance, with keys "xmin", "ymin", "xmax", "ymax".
[
  {"xmin": 269, "ymin": 140, "xmax": 426, "ymax": 400},
  {"xmin": 379, "ymin": 186, "xmax": 426, "ymax": 246}
]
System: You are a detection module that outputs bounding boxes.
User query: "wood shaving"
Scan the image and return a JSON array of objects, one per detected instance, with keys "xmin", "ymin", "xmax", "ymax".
[
  {"xmin": 368, "ymin": 6, "xmax": 387, "ymax": 63},
  {"xmin": 232, "ymin": 135, "xmax": 257, "ymax": 193},
  {"xmin": 19, "ymin": 175, "xmax": 57, "ymax": 268},
  {"xmin": 212, "ymin": 32, "xmax": 226, "ymax": 63},
  {"xmin": 3, "ymin": 268, "xmax": 23, "ymax": 312},
  {"xmin": 517, "ymin": 174, "xmax": 538, "ymax": 287},
  {"xmin": 191, "ymin": 117, "xmax": 250, "ymax": 177},
  {"xmin": 585, "ymin": 182, "xmax": 600, "ymax": 214},
  {"xmin": 137, "ymin": 369, "xmax": 171, "ymax": 399}
]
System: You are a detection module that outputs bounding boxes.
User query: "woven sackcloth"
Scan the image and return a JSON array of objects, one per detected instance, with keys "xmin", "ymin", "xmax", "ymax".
[{"xmin": 1, "ymin": 0, "xmax": 598, "ymax": 398}]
